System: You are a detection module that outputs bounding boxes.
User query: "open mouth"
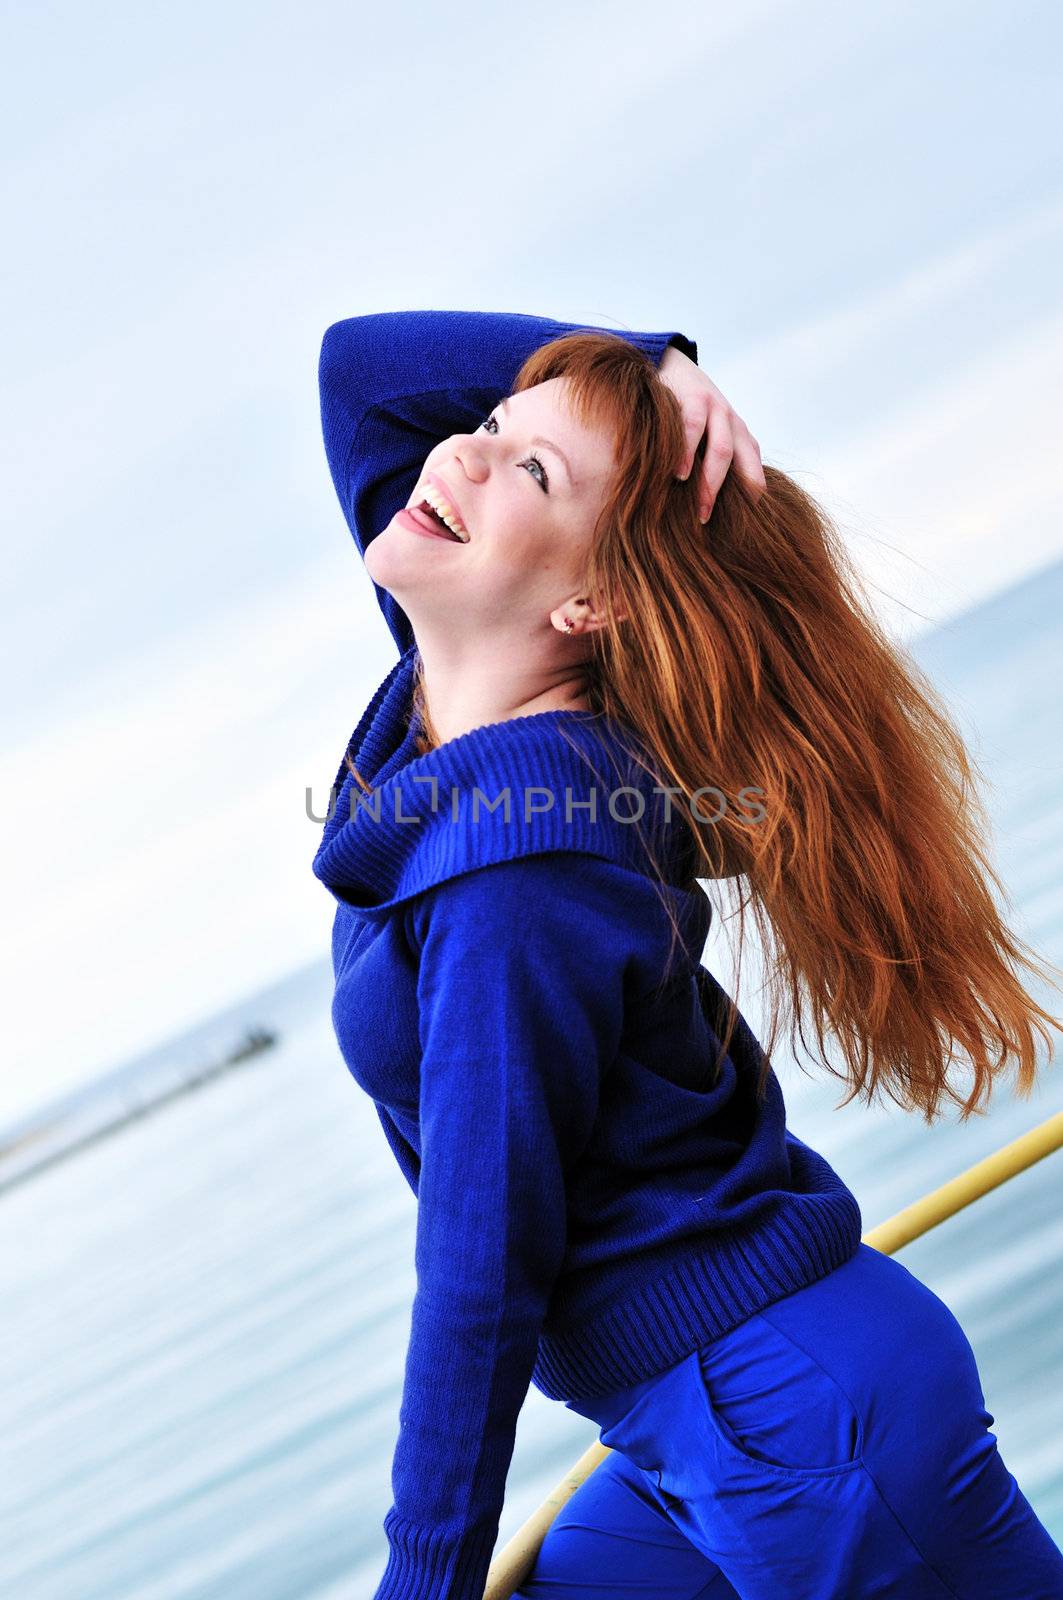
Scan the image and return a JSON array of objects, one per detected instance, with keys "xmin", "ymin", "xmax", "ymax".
[
  {"xmin": 406, "ymin": 500, "xmax": 464, "ymax": 540},
  {"xmin": 413, "ymin": 481, "xmax": 470, "ymax": 540}
]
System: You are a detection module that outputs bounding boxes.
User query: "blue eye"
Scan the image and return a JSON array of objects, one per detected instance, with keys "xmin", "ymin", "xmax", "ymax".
[{"xmin": 479, "ymin": 411, "xmax": 550, "ymax": 492}]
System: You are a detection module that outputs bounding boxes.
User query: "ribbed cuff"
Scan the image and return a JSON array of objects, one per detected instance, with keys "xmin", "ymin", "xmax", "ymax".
[
  {"xmin": 665, "ymin": 330, "xmax": 699, "ymax": 363},
  {"xmin": 537, "ymin": 321, "xmax": 699, "ymax": 371},
  {"xmin": 627, "ymin": 328, "xmax": 700, "ymax": 368},
  {"xmin": 372, "ymin": 1509, "xmax": 499, "ymax": 1600}
]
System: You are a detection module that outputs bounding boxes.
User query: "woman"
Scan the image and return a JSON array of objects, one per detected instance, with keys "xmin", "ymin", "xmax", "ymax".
[{"xmin": 311, "ymin": 308, "xmax": 1063, "ymax": 1600}]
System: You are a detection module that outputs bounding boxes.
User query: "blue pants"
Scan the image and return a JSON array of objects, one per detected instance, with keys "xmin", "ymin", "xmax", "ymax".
[{"xmin": 516, "ymin": 1244, "xmax": 1063, "ymax": 1598}]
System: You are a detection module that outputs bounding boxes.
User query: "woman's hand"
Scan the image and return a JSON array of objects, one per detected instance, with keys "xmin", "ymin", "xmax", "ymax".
[{"xmin": 659, "ymin": 344, "xmax": 766, "ymax": 521}]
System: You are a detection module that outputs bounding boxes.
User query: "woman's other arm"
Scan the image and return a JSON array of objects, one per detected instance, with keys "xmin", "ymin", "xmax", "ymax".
[{"xmin": 368, "ymin": 852, "xmax": 635, "ymax": 1600}]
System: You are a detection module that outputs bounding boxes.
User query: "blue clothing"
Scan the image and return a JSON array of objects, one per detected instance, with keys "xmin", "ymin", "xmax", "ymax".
[
  {"xmin": 312, "ymin": 309, "xmax": 863, "ymax": 1600},
  {"xmin": 517, "ymin": 1244, "xmax": 1063, "ymax": 1598}
]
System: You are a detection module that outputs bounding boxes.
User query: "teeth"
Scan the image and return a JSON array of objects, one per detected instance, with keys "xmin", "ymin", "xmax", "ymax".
[{"xmin": 419, "ymin": 483, "xmax": 469, "ymax": 541}]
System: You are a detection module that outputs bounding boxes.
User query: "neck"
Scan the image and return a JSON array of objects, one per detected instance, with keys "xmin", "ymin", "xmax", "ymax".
[{"xmin": 412, "ymin": 635, "xmax": 592, "ymax": 749}]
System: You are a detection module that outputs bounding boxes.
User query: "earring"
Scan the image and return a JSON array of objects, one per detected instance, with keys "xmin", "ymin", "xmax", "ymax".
[{"xmin": 562, "ymin": 615, "xmax": 575, "ymax": 633}]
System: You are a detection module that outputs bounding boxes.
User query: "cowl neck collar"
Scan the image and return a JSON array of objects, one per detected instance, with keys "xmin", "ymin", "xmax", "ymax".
[{"xmin": 312, "ymin": 645, "xmax": 698, "ymax": 913}]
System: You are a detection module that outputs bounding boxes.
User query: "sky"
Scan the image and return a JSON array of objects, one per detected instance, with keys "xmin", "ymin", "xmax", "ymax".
[{"xmin": 2, "ymin": 0, "xmax": 1062, "ymax": 1126}]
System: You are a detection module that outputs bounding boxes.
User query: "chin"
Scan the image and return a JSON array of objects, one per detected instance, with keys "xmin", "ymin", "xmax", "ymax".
[
  {"xmin": 364, "ymin": 525, "xmax": 407, "ymax": 586},
  {"xmin": 365, "ymin": 530, "xmax": 438, "ymax": 604}
]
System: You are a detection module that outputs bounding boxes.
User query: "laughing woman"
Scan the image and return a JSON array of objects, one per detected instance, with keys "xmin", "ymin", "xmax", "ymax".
[{"xmin": 310, "ymin": 309, "xmax": 1063, "ymax": 1600}]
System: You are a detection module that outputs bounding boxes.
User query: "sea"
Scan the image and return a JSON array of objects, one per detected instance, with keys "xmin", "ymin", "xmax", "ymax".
[{"xmin": 3, "ymin": 556, "xmax": 1062, "ymax": 1597}]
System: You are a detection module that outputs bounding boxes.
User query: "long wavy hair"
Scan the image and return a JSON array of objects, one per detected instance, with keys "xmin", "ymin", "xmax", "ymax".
[{"xmin": 404, "ymin": 328, "xmax": 1062, "ymax": 1125}]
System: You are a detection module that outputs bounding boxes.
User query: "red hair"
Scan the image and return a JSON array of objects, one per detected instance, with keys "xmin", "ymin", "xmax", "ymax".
[{"xmin": 490, "ymin": 329, "xmax": 1063, "ymax": 1124}]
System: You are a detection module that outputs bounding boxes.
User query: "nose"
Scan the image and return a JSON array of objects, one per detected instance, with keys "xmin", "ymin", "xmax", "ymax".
[{"xmin": 453, "ymin": 435, "xmax": 489, "ymax": 483}]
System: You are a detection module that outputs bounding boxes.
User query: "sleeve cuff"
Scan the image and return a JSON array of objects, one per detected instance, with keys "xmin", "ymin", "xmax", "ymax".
[
  {"xmin": 372, "ymin": 1509, "xmax": 499, "ymax": 1600},
  {"xmin": 536, "ymin": 320, "xmax": 698, "ymax": 371},
  {"xmin": 665, "ymin": 330, "xmax": 699, "ymax": 363}
]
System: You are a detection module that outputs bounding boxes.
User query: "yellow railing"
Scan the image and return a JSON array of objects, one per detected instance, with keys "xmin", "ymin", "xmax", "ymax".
[{"xmin": 483, "ymin": 1108, "xmax": 1063, "ymax": 1600}]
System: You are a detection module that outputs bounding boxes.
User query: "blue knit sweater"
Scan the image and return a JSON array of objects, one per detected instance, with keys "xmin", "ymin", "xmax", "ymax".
[{"xmin": 311, "ymin": 310, "xmax": 863, "ymax": 1600}]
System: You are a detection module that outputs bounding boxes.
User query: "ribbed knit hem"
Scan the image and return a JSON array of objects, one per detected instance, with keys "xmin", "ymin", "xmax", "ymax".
[
  {"xmin": 372, "ymin": 1508, "xmax": 498, "ymax": 1600},
  {"xmin": 531, "ymin": 1149, "xmax": 863, "ymax": 1401}
]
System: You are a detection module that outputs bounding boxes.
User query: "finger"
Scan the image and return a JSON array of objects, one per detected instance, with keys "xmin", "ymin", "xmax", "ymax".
[
  {"xmin": 676, "ymin": 408, "xmax": 710, "ymax": 480},
  {"xmin": 732, "ymin": 421, "xmax": 767, "ymax": 500},
  {"xmin": 699, "ymin": 407, "xmax": 736, "ymax": 521}
]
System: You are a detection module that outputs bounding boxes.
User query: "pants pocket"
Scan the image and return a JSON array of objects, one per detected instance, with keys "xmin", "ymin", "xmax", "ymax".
[{"xmin": 693, "ymin": 1309, "xmax": 865, "ymax": 1478}]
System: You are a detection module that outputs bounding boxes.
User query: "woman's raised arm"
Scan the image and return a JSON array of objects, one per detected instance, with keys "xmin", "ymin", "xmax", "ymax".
[{"xmin": 317, "ymin": 309, "xmax": 699, "ymax": 654}]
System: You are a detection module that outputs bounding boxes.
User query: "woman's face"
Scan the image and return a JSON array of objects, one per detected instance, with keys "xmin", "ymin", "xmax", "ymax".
[{"xmin": 366, "ymin": 377, "xmax": 619, "ymax": 636}]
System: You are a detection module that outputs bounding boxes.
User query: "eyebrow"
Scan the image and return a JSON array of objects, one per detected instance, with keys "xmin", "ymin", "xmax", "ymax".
[{"xmin": 498, "ymin": 396, "xmax": 577, "ymax": 489}]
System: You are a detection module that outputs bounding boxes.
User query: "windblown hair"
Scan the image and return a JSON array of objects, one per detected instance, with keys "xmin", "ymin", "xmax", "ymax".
[{"xmin": 441, "ymin": 327, "xmax": 1060, "ymax": 1125}]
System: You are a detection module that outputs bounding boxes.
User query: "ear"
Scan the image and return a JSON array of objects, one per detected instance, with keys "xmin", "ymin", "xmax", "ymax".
[{"xmin": 552, "ymin": 595, "xmax": 628, "ymax": 634}]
